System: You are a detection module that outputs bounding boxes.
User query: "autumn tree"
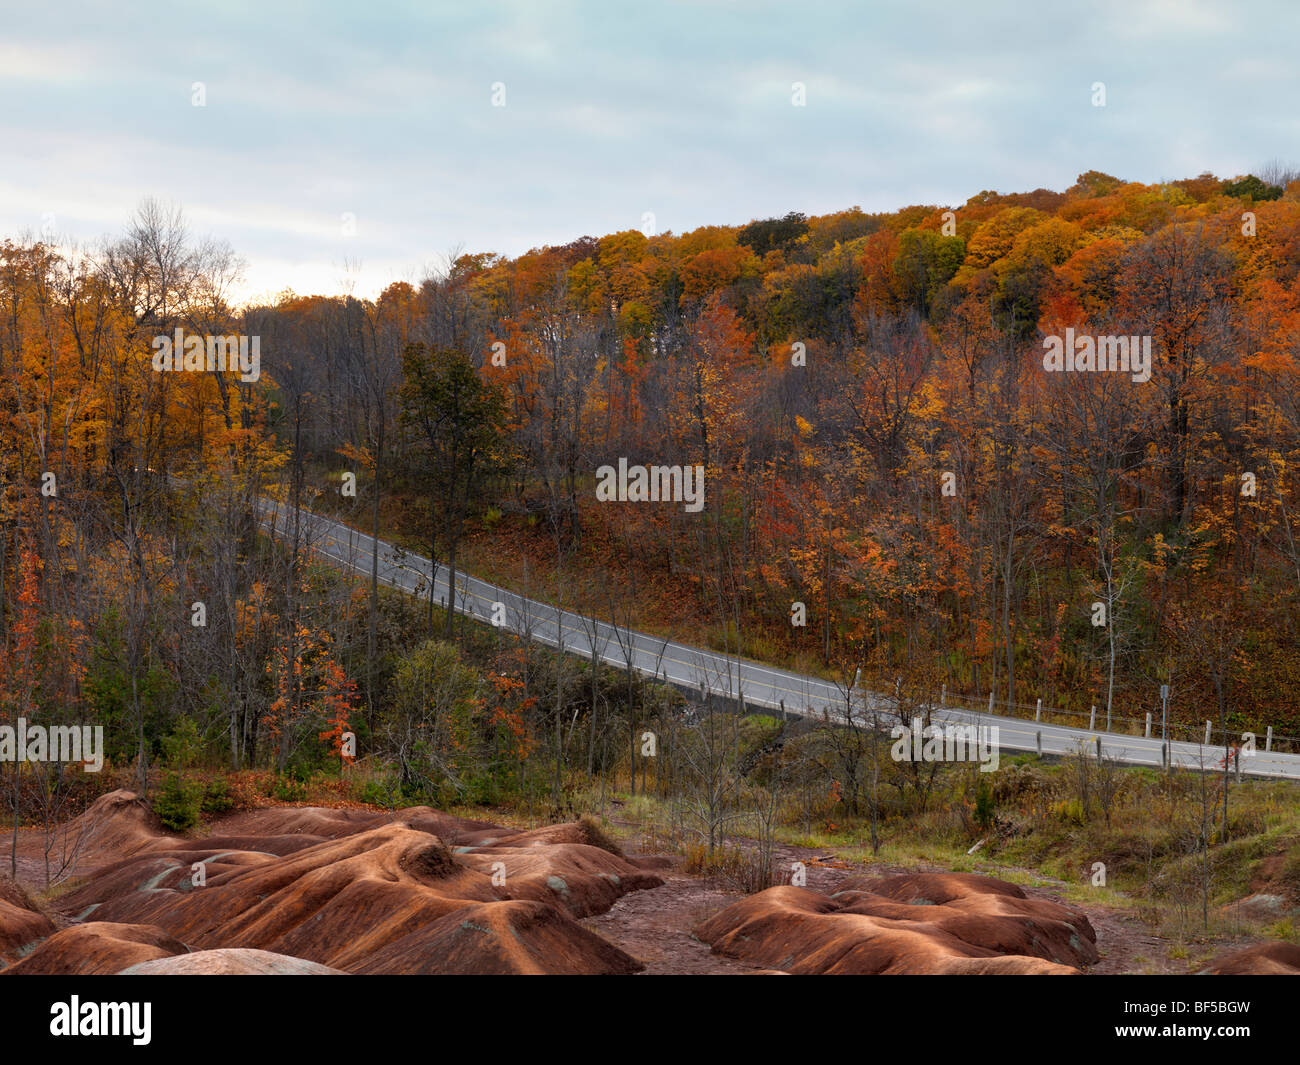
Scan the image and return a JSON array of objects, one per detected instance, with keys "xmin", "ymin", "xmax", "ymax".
[{"xmin": 399, "ymin": 343, "xmax": 510, "ymax": 639}]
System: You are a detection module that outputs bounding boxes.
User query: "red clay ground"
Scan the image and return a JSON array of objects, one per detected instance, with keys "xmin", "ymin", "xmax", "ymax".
[
  {"xmin": 5, "ymin": 791, "xmax": 662, "ymax": 975},
  {"xmin": 2, "ymin": 795, "xmax": 1289, "ymax": 975},
  {"xmin": 584, "ymin": 829, "xmax": 1285, "ymax": 976}
]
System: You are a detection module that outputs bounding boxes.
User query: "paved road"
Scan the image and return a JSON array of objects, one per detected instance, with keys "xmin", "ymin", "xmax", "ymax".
[{"xmin": 258, "ymin": 498, "xmax": 1300, "ymax": 781}]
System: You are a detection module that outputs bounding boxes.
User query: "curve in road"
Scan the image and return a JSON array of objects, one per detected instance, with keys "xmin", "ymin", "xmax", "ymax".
[{"xmin": 257, "ymin": 498, "xmax": 1300, "ymax": 782}]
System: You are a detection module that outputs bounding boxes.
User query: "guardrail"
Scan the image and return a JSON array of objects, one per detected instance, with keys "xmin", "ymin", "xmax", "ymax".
[
  {"xmin": 935, "ymin": 688, "xmax": 1299, "ymax": 757},
  {"xmin": 252, "ymin": 495, "xmax": 1300, "ymax": 780}
]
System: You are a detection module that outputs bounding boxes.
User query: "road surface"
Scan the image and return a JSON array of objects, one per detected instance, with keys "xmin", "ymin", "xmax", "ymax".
[{"xmin": 257, "ymin": 498, "xmax": 1300, "ymax": 781}]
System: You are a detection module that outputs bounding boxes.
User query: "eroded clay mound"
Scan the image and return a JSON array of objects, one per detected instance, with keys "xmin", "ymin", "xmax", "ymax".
[
  {"xmin": 4, "ymin": 922, "xmax": 188, "ymax": 975},
  {"xmin": 45, "ymin": 795, "xmax": 659, "ymax": 974},
  {"xmin": 353, "ymin": 899, "xmax": 642, "ymax": 975},
  {"xmin": 60, "ymin": 789, "xmax": 180, "ymax": 860},
  {"xmin": 1200, "ymin": 942, "xmax": 1300, "ymax": 975},
  {"xmin": 120, "ymin": 948, "xmax": 345, "ymax": 975},
  {"xmin": 0, "ymin": 876, "xmax": 59, "ymax": 967},
  {"xmin": 842, "ymin": 871, "xmax": 1033, "ymax": 905},
  {"xmin": 194, "ymin": 805, "xmax": 508, "ymax": 850},
  {"xmin": 695, "ymin": 873, "xmax": 1097, "ymax": 975}
]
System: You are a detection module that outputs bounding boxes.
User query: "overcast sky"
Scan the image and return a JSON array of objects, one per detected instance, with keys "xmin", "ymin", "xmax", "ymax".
[{"xmin": 2, "ymin": 0, "xmax": 1296, "ymax": 302}]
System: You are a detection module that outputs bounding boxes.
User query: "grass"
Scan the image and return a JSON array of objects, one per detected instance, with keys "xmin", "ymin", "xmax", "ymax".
[{"xmin": 561, "ymin": 750, "xmax": 1300, "ymax": 957}]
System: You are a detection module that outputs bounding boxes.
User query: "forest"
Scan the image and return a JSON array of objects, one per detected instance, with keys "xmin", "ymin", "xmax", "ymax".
[{"xmin": 3, "ymin": 166, "xmax": 1300, "ymax": 826}]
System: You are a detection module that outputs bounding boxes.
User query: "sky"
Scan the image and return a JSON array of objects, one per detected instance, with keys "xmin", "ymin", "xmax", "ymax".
[{"xmin": 1, "ymin": 0, "xmax": 1297, "ymax": 303}]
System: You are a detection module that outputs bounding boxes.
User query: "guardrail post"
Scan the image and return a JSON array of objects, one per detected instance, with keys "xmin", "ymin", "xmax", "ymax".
[
  {"xmin": 988, "ymin": 691, "xmax": 994, "ymax": 714},
  {"xmin": 1266, "ymin": 726, "xmax": 1273, "ymax": 752},
  {"xmin": 940, "ymin": 684, "xmax": 946, "ymax": 707},
  {"xmin": 1035, "ymin": 698, "xmax": 1042, "ymax": 722},
  {"xmin": 1036, "ymin": 730, "xmax": 1042, "ymax": 756},
  {"xmin": 1145, "ymin": 713, "xmax": 1152, "ymax": 738},
  {"xmin": 1089, "ymin": 704, "xmax": 1096, "ymax": 730},
  {"xmin": 1095, "ymin": 735, "xmax": 1102, "ymax": 760},
  {"xmin": 1163, "ymin": 742, "xmax": 1168, "ymax": 768},
  {"xmin": 1204, "ymin": 720, "xmax": 1212, "ymax": 745}
]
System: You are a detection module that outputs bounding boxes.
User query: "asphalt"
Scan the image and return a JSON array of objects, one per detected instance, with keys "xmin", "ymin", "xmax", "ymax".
[{"xmin": 257, "ymin": 498, "xmax": 1300, "ymax": 781}]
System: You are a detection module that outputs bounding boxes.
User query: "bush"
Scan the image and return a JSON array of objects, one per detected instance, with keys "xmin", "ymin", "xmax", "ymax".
[
  {"xmin": 269, "ymin": 775, "xmax": 308, "ymax": 803},
  {"xmin": 974, "ymin": 776, "xmax": 996, "ymax": 830},
  {"xmin": 284, "ymin": 758, "xmax": 315, "ymax": 784},
  {"xmin": 200, "ymin": 778, "xmax": 236, "ymax": 816},
  {"xmin": 1052, "ymin": 798, "xmax": 1086, "ymax": 825},
  {"xmin": 162, "ymin": 718, "xmax": 203, "ymax": 769},
  {"xmin": 356, "ymin": 775, "xmax": 401, "ymax": 808},
  {"xmin": 682, "ymin": 842, "xmax": 776, "ymax": 893},
  {"xmin": 155, "ymin": 772, "xmax": 201, "ymax": 831}
]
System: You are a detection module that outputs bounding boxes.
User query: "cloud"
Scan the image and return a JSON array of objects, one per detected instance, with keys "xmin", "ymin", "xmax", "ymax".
[{"xmin": 1, "ymin": 0, "xmax": 1297, "ymax": 302}]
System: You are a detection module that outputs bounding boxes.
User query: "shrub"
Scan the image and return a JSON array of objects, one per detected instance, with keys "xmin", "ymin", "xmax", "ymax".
[
  {"xmin": 162, "ymin": 717, "xmax": 203, "ymax": 769},
  {"xmin": 269, "ymin": 775, "xmax": 308, "ymax": 803},
  {"xmin": 200, "ymin": 778, "xmax": 236, "ymax": 816},
  {"xmin": 356, "ymin": 774, "xmax": 401, "ymax": 808},
  {"xmin": 974, "ymin": 776, "xmax": 996, "ymax": 830},
  {"xmin": 155, "ymin": 772, "xmax": 201, "ymax": 831},
  {"xmin": 263, "ymin": 769, "xmax": 306, "ymax": 806},
  {"xmin": 682, "ymin": 842, "xmax": 776, "ymax": 893},
  {"xmin": 284, "ymin": 758, "xmax": 314, "ymax": 784},
  {"xmin": 1052, "ymin": 798, "xmax": 1086, "ymax": 825}
]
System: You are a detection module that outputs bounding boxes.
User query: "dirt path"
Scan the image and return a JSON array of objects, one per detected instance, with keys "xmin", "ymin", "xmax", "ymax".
[
  {"xmin": 581, "ymin": 864, "xmax": 766, "ymax": 974},
  {"xmin": 584, "ymin": 837, "xmax": 914, "ymax": 975}
]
